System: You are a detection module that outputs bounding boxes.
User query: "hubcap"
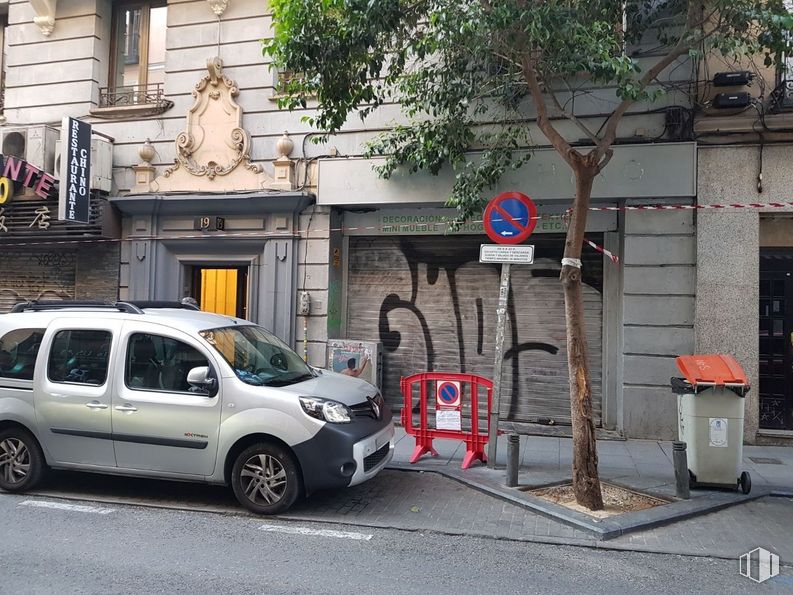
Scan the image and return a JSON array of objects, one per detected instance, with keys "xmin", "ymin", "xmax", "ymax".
[
  {"xmin": 0, "ymin": 438, "xmax": 30, "ymax": 485},
  {"xmin": 240, "ymin": 453, "xmax": 287, "ymax": 505}
]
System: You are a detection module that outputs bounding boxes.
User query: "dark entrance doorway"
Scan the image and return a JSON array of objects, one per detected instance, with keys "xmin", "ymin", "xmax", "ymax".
[
  {"xmin": 759, "ymin": 250, "xmax": 793, "ymax": 430},
  {"xmin": 186, "ymin": 265, "xmax": 248, "ymax": 319}
]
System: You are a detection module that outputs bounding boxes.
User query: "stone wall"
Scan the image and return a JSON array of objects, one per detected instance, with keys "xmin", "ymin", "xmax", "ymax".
[
  {"xmin": 621, "ymin": 202, "xmax": 696, "ymax": 439},
  {"xmin": 697, "ymin": 144, "xmax": 793, "ymax": 444}
]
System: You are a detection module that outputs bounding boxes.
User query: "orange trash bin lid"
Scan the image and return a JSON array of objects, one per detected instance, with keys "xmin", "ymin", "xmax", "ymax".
[{"xmin": 675, "ymin": 354, "xmax": 748, "ymax": 387}]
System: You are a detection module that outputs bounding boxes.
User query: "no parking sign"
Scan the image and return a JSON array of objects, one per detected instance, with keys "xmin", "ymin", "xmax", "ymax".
[
  {"xmin": 436, "ymin": 380, "xmax": 462, "ymax": 431},
  {"xmin": 436, "ymin": 380, "xmax": 461, "ymax": 408}
]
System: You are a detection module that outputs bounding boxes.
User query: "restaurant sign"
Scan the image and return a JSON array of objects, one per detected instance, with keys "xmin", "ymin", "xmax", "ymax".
[
  {"xmin": 58, "ymin": 116, "xmax": 92, "ymax": 224},
  {"xmin": 0, "ymin": 155, "xmax": 57, "ymax": 205}
]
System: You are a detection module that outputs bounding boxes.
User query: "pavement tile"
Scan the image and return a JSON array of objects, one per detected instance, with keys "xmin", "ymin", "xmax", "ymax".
[
  {"xmin": 524, "ymin": 436, "xmax": 561, "ymax": 453},
  {"xmin": 595, "ymin": 454, "xmax": 637, "ymax": 468},
  {"xmin": 596, "ymin": 441, "xmax": 632, "ymax": 457}
]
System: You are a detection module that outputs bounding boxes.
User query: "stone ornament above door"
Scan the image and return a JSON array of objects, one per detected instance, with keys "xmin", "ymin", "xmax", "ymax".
[{"xmin": 142, "ymin": 57, "xmax": 291, "ymax": 193}]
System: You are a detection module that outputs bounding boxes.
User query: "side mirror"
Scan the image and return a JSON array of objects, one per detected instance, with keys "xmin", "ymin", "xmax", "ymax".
[{"xmin": 187, "ymin": 366, "xmax": 217, "ymax": 396}]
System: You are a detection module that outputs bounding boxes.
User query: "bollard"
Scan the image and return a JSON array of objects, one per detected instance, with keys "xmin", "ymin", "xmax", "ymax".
[
  {"xmin": 673, "ymin": 441, "xmax": 690, "ymax": 499},
  {"xmin": 506, "ymin": 434, "xmax": 520, "ymax": 487}
]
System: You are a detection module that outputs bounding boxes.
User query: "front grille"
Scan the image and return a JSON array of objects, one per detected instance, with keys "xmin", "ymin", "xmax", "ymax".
[
  {"xmin": 363, "ymin": 443, "xmax": 390, "ymax": 472},
  {"xmin": 350, "ymin": 396, "xmax": 382, "ymax": 420}
]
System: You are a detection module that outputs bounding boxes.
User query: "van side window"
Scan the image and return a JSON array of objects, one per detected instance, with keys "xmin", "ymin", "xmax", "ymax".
[
  {"xmin": 0, "ymin": 328, "xmax": 45, "ymax": 380},
  {"xmin": 126, "ymin": 333, "xmax": 209, "ymax": 393},
  {"xmin": 48, "ymin": 330, "xmax": 112, "ymax": 386}
]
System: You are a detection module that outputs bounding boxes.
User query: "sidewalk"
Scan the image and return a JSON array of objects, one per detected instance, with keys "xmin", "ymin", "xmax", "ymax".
[
  {"xmin": 390, "ymin": 426, "xmax": 793, "ymax": 493},
  {"xmin": 386, "ymin": 426, "xmax": 793, "ymax": 562}
]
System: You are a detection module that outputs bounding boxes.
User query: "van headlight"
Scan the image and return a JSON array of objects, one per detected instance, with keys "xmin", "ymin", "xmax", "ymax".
[{"xmin": 299, "ymin": 397, "xmax": 352, "ymax": 423}]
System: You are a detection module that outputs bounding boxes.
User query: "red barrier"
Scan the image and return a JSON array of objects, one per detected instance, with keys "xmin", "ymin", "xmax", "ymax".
[{"xmin": 401, "ymin": 372, "xmax": 494, "ymax": 470}]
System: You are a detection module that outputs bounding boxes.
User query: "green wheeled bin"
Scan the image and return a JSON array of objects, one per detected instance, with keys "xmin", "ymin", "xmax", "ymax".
[{"xmin": 671, "ymin": 354, "xmax": 751, "ymax": 494}]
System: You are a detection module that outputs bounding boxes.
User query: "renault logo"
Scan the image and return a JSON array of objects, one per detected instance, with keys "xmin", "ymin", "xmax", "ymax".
[{"xmin": 367, "ymin": 396, "xmax": 380, "ymax": 419}]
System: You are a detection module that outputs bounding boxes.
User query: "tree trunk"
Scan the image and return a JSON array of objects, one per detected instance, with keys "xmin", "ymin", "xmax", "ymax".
[{"xmin": 563, "ymin": 157, "xmax": 603, "ymax": 511}]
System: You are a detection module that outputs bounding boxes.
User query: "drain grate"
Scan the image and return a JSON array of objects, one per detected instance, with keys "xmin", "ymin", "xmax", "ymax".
[{"xmin": 748, "ymin": 457, "xmax": 783, "ymax": 465}]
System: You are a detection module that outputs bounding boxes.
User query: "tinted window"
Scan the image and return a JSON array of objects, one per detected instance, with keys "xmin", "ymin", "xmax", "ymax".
[
  {"xmin": 0, "ymin": 328, "xmax": 45, "ymax": 380},
  {"xmin": 126, "ymin": 333, "xmax": 209, "ymax": 393},
  {"xmin": 48, "ymin": 330, "xmax": 111, "ymax": 386}
]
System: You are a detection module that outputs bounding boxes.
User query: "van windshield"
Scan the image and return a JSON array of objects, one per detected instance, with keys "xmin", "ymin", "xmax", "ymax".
[{"xmin": 199, "ymin": 326, "xmax": 315, "ymax": 387}]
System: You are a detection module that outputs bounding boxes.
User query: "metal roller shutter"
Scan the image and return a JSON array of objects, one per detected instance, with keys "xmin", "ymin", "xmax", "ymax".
[
  {"xmin": 346, "ymin": 235, "xmax": 603, "ymax": 425},
  {"xmin": 0, "ymin": 250, "xmax": 76, "ymax": 312}
]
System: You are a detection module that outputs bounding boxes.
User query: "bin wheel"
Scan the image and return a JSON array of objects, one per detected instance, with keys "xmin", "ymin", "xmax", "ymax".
[{"xmin": 740, "ymin": 471, "xmax": 751, "ymax": 495}]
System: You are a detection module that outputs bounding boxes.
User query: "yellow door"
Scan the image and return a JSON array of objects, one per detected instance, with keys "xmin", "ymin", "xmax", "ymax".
[{"xmin": 200, "ymin": 269, "xmax": 238, "ymax": 316}]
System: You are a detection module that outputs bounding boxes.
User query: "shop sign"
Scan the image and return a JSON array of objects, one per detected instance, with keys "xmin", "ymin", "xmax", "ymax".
[
  {"xmin": 0, "ymin": 155, "xmax": 57, "ymax": 205},
  {"xmin": 0, "ymin": 203, "xmax": 54, "ymax": 234},
  {"xmin": 58, "ymin": 116, "xmax": 92, "ymax": 224},
  {"xmin": 343, "ymin": 207, "xmax": 617, "ymax": 236}
]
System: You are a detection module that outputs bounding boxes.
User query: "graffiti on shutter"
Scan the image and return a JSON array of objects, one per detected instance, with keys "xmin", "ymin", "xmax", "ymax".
[
  {"xmin": 346, "ymin": 235, "xmax": 603, "ymax": 426},
  {"xmin": 0, "ymin": 251, "xmax": 76, "ymax": 312}
]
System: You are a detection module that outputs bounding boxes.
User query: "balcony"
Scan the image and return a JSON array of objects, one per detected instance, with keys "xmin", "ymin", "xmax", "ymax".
[{"xmin": 91, "ymin": 83, "xmax": 174, "ymax": 119}]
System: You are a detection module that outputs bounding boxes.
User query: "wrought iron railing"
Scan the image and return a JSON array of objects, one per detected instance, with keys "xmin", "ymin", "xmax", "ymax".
[{"xmin": 98, "ymin": 82, "xmax": 168, "ymax": 108}]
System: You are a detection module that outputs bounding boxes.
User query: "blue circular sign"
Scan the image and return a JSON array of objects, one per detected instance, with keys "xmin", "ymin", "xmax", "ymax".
[
  {"xmin": 483, "ymin": 191, "xmax": 538, "ymax": 245},
  {"xmin": 438, "ymin": 382, "xmax": 459, "ymax": 404}
]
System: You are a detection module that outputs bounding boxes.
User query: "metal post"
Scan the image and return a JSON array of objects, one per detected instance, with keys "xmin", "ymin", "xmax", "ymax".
[
  {"xmin": 673, "ymin": 441, "xmax": 690, "ymax": 499},
  {"xmin": 487, "ymin": 262, "xmax": 511, "ymax": 468},
  {"xmin": 506, "ymin": 434, "xmax": 520, "ymax": 487}
]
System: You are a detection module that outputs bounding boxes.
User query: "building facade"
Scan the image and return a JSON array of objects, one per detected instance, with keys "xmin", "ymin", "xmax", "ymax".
[{"xmin": 1, "ymin": 1, "xmax": 787, "ymax": 444}]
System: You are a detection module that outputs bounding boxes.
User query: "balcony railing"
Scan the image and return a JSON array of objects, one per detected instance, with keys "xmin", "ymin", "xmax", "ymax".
[{"xmin": 98, "ymin": 82, "xmax": 172, "ymax": 109}]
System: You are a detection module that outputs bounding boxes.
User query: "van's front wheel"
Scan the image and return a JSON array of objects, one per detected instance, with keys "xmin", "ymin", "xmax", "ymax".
[
  {"xmin": 231, "ymin": 442, "xmax": 301, "ymax": 515},
  {"xmin": 0, "ymin": 428, "xmax": 46, "ymax": 492}
]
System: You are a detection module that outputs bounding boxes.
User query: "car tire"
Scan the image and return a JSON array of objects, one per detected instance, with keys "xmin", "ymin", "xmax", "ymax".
[
  {"xmin": 0, "ymin": 427, "xmax": 46, "ymax": 493},
  {"xmin": 231, "ymin": 442, "xmax": 301, "ymax": 515}
]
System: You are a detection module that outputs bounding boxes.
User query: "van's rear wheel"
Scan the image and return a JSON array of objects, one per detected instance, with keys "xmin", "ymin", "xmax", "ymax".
[
  {"xmin": 0, "ymin": 428, "xmax": 46, "ymax": 492},
  {"xmin": 231, "ymin": 442, "xmax": 300, "ymax": 515}
]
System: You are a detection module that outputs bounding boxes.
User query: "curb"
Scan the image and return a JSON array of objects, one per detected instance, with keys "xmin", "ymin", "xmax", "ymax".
[{"xmin": 387, "ymin": 463, "xmax": 771, "ymax": 540}]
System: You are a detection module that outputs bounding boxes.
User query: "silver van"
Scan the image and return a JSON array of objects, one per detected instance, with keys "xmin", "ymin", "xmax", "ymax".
[{"xmin": 0, "ymin": 301, "xmax": 393, "ymax": 514}]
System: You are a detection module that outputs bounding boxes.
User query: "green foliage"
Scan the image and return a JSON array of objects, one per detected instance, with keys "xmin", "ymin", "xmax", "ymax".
[{"xmin": 265, "ymin": 0, "xmax": 793, "ymax": 220}]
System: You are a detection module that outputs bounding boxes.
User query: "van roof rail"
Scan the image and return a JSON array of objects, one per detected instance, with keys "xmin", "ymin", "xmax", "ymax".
[
  {"xmin": 10, "ymin": 300, "xmax": 144, "ymax": 314},
  {"xmin": 127, "ymin": 300, "xmax": 200, "ymax": 311}
]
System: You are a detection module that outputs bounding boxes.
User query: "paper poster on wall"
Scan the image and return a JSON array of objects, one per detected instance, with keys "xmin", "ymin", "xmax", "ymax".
[
  {"xmin": 709, "ymin": 417, "xmax": 728, "ymax": 448},
  {"xmin": 436, "ymin": 409, "xmax": 462, "ymax": 431},
  {"xmin": 327, "ymin": 340, "xmax": 381, "ymax": 389}
]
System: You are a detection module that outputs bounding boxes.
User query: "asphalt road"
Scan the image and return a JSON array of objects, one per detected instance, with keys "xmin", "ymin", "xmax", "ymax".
[{"xmin": 0, "ymin": 492, "xmax": 784, "ymax": 595}]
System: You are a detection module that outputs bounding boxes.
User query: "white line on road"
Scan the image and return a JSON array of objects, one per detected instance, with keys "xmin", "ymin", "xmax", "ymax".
[
  {"xmin": 258, "ymin": 523, "xmax": 373, "ymax": 541},
  {"xmin": 18, "ymin": 500, "xmax": 115, "ymax": 515}
]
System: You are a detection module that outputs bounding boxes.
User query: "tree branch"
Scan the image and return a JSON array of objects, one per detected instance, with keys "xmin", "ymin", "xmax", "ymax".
[
  {"xmin": 595, "ymin": 1, "xmax": 716, "ymax": 161},
  {"xmin": 520, "ymin": 53, "xmax": 577, "ymax": 167},
  {"xmin": 547, "ymin": 86, "xmax": 600, "ymax": 145}
]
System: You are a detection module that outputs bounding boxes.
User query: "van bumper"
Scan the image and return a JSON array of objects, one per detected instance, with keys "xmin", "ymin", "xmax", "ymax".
[
  {"xmin": 292, "ymin": 407, "xmax": 394, "ymax": 494},
  {"xmin": 349, "ymin": 423, "xmax": 394, "ymax": 487}
]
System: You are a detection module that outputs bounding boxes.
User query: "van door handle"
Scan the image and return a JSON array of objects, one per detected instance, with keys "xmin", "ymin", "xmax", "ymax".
[
  {"xmin": 85, "ymin": 401, "xmax": 108, "ymax": 410},
  {"xmin": 114, "ymin": 405, "xmax": 138, "ymax": 412}
]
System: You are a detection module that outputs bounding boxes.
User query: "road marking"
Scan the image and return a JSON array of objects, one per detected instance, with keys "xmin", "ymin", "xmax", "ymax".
[
  {"xmin": 258, "ymin": 523, "xmax": 373, "ymax": 541},
  {"xmin": 18, "ymin": 500, "xmax": 115, "ymax": 515}
]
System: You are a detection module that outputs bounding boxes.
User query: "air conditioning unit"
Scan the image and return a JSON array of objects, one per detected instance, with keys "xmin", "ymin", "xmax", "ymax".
[
  {"xmin": 54, "ymin": 137, "xmax": 114, "ymax": 193},
  {"xmin": 0, "ymin": 125, "xmax": 59, "ymax": 175}
]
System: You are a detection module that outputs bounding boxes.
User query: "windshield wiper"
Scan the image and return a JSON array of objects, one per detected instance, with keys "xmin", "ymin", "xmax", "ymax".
[{"xmin": 264, "ymin": 372, "xmax": 315, "ymax": 387}]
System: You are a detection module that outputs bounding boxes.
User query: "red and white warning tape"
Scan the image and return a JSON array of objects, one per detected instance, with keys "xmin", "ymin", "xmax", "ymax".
[
  {"xmin": 584, "ymin": 238, "xmax": 619, "ymax": 264},
  {"xmin": 585, "ymin": 201, "xmax": 793, "ymax": 212},
  {"xmin": 2, "ymin": 199, "xmax": 791, "ymax": 252}
]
